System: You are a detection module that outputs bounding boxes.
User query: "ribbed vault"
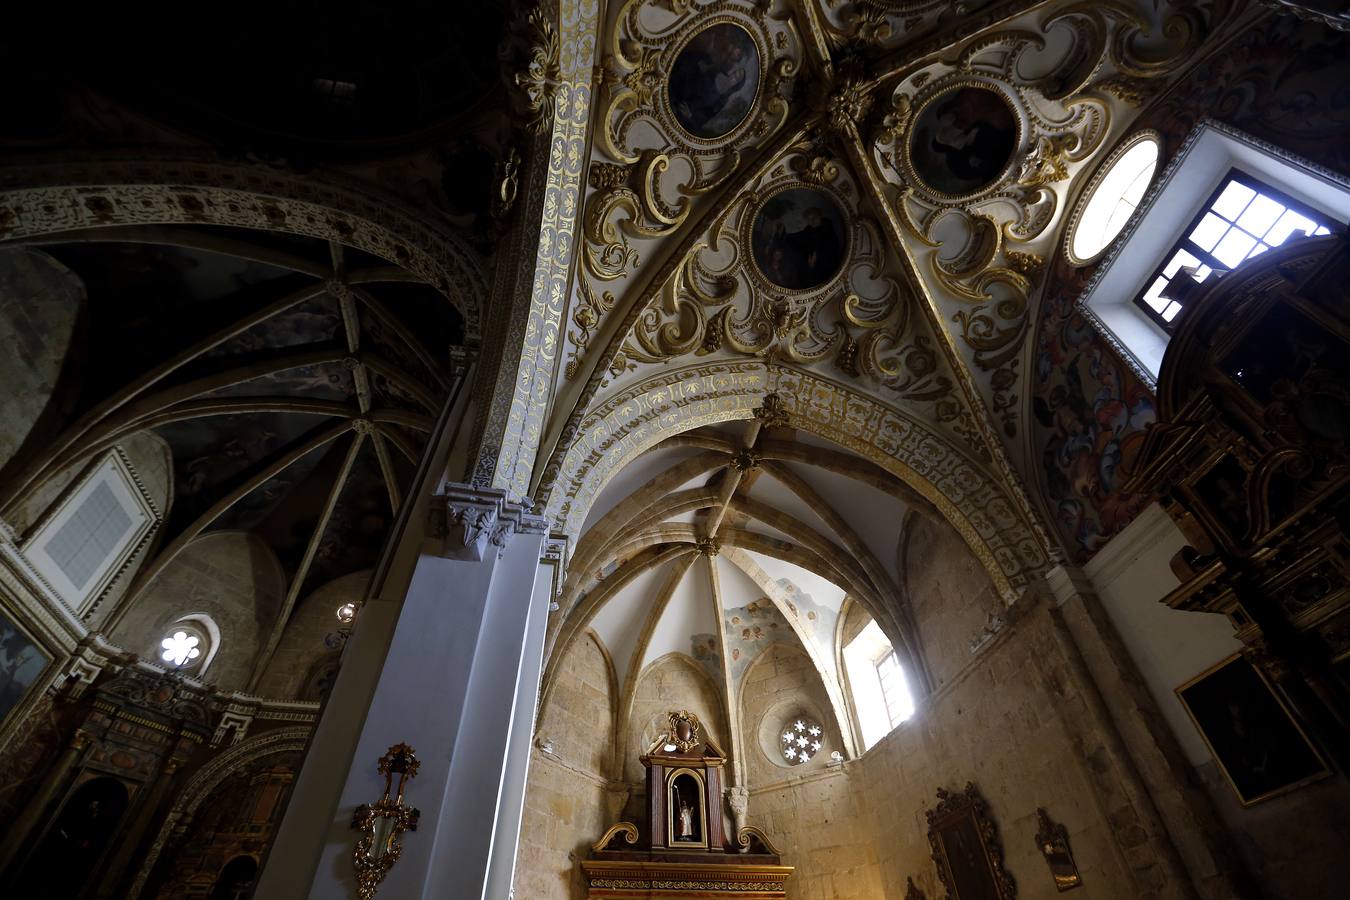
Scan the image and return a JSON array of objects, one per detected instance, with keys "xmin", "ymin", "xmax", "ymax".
[{"xmin": 544, "ymin": 417, "xmax": 950, "ymax": 778}]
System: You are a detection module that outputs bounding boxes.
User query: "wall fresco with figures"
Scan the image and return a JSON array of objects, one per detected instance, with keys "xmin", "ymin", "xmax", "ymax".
[{"xmin": 1032, "ymin": 12, "xmax": 1350, "ymax": 562}]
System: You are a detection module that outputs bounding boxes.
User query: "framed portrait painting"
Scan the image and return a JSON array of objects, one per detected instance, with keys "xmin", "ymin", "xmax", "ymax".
[
  {"xmin": 749, "ymin": 187, "xmax": 849, "ymax": 291},
  {"xmin": 909, "ymin": 86, "xmax": 1018, "ymax": 198},
  {"xmin": 1, "ymin": 606, "xmax": 52, "ymax": 732},
  {"xmin": 926, "ymin": 783, "xmax": 1016, "ymax": 900},
  {"xmin": 1176, "ymin": 654, "xmax": 1330, "ymax": 805},
  {"xmin": 668, "ymin": 22, "xmax": 761, "ymax": 140}
]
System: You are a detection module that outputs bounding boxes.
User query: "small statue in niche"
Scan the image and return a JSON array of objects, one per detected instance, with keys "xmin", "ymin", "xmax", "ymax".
[
  {"xmin": 1034, "ymin": 807, "xmax": 1082, "ymax": 891},
  {"xmin": 678, "ymin": 798, "xmax": 695, "ymax": 840}
]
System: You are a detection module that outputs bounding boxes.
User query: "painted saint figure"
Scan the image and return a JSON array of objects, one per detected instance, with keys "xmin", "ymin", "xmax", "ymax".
[{"xmin": 677, "ymin": 798, "xmax": 695, "ymax": 840}]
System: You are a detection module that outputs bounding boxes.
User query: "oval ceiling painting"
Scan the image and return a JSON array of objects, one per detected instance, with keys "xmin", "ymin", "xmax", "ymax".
[
  {"xmin": 751, "ymin": 188, "xmax": 848, "ymax": 291},
  {"xmin": 669, "ymin": 22, "xmax": 760, "ymax": 140},
  {"xmin": 909, "ymin": 86, "xmax": 1018, "ymax": 197}
]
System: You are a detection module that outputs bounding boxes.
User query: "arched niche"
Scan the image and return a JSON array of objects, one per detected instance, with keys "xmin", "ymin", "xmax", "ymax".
[
  {"xmin": 740, "ymin": 642, "xmax": 844, "ymax": 784},
  {"xmin": 254, "ymin": 570, "xmax": 370, "ymax": 700}
]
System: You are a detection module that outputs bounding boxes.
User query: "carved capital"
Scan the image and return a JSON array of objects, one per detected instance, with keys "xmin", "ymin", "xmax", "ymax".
[{"xmin": 430, "ymin": 483, "xmax": 547, "ymax": 561}]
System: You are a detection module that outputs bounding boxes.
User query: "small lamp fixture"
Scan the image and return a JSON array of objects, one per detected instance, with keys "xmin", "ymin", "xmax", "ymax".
[
  {"xmin": 336, "ymin": 602, "xmax": 358, "ymax": 625},
  {"xmin": 350, "ymin": 743, "xmax": 421, "ymax": 899}
]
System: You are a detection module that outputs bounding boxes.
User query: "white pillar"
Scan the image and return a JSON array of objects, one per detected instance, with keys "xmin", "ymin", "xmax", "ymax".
[
  {"xmin": 477, "ymin": 539, "xmax": 554, "ymax": 900},
  {"xmin": 254, "ymin": 484, "xmax": 549, "ymax": 900}
]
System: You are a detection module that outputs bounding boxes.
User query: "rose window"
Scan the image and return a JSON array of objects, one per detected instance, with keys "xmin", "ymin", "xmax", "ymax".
[
  {"xmin": 780, "ymin": 717, "xmax": 824, "ymax": 765},
  {"xmin": 160, "ymin": 630, "xmax": 202, "ymax": 667}
]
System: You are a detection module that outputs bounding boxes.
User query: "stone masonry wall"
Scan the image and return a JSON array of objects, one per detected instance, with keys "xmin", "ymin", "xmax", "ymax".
[
  {"xmin": 514, "ymin": 632, "xmax": 617, "ymax": 900},
  {"xmin": 740, "ymin": 642, "xmax": 843, "ymax": 788}
]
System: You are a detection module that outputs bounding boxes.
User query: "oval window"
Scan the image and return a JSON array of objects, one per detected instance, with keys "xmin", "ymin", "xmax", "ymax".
[{"xmin": 1068, "ymin": 133, "xmax": 1161, "ymax": 264}]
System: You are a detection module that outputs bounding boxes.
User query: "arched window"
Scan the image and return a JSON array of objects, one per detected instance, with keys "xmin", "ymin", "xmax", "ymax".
[
  {"xmin": 1067, "ymin": 131, "xmax": 1160, "ymax": 265},
  {"xmin": 843, "ymin": 620, "xmax": 914, "ymax": 751}
]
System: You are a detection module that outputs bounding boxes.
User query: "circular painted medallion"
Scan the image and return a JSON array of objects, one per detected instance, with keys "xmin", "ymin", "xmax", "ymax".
[
  {"xmin": 750, "ymin": 188, "xmax": 848, "ymax": 291},
  {"xmin": 668, "ymin": 22, "xmax": 760, "ymax": 140},
  {"xmin": 909, "ymin": 86, "xmax": 1018, "ymax": 197}
]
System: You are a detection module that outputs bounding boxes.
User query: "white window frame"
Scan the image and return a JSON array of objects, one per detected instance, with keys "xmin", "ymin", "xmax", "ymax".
[{"xmin": 1077, "ymin": 120, "xmax": 1350, "ymax": 387}]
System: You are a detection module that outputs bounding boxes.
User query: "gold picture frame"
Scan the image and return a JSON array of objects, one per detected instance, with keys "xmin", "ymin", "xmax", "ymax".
[
  {"xmin": 666, "ymin": 767, "xmax": 709, "ymax": 850},
  {"xmin": 1175, "ymin": 653, "xmax": 1330, "ymax": 806},
  {"xmin": 926, "ymin": 783, "xmax": 1016, "ymax": 900}
]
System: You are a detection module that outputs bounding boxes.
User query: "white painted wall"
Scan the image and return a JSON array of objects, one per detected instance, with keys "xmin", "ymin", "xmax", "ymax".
[{"xmin": 1084, "ymin": 502, "xmax": 1241, "ymax": 764}]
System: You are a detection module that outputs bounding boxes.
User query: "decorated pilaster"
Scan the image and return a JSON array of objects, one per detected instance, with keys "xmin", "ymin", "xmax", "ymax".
[{"xmin": 255, "ymin": 484, "xmax": 551, "ymax": 900}]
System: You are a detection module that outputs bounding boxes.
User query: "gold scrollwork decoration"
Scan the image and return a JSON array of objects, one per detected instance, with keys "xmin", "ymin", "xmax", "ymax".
[
  {"xmin": 592, "ymin": 821, "xmax": 642, "ymax": 851},
  {"xmin": 350, "ymin": 743, "xmax": 422, "ymax": 900}
]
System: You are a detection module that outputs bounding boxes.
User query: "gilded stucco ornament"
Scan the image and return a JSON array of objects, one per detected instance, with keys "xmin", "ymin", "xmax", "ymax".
[
  {"xmin": 565, "ymin": 0, "xmax": 803, "ymax": 381},
  {"xmin": 618, "ymin": 137, "xmax": 965, "ymax": 427},
  {"xmin": 501, "ymin": 5, "xmax": 563, "ymax": 135},
  {"xmin": 868, "ymin": 0, "xmax": 1217, "ymax": 435}
]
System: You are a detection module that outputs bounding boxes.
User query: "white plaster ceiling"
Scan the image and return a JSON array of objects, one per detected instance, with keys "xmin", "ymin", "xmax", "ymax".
[{"xmin": 639, "ymin": 557, "xmax": 718, "ymax": 672}]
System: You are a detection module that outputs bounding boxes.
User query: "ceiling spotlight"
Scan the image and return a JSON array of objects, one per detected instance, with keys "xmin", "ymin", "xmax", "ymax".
[{"xmin": 336, "ymin": 602, "xmax": 358, "ymax": 624}]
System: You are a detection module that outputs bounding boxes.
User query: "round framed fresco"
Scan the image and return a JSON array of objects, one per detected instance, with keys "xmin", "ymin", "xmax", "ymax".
[
  {"xmin": 908, "ymin": 86, "xmax": 1019, "ymax": 197},
  {"xmin": 750, "ymin": 187, "xmax": 848, "ymax": 291},
  {"xmin": 668, "ymin": 22, "xmax": 761, "ymax": 140}
]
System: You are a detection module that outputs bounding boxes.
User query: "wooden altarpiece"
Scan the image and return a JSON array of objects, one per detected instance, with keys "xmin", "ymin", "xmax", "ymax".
[
  {"xmin": 584, "ymin": 711, "xmax": 792, "ymax": 897},
  {"xmin": 1125, "ymin": 233, "xmax": 1350, "ymax": 770}
]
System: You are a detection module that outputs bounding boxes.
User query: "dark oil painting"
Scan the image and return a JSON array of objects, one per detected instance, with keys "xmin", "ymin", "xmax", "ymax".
[
  {"xmin": 669, "ymin": 22, "xmax": 760, "ymax": 139},
  {"xmin": 1, "ymin": 609, "xmax": 50, "ymax": 730},
  {"xmin": 750, "ymin": 188, "xmax": 847, "ymax": 291},
  {"xmin": 1177, "ymin": 655, "xmax": 1329, "ymax": 805},
  {"xmin": 910, "ymin": 86, "xmax": 1018, "ymax": 196},
  {"xmin": 937, "ymin": 814, "xmax": 1001, "ymax": 900}
]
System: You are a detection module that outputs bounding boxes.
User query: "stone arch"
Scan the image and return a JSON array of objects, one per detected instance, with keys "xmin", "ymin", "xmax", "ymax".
[
  {"xmin": 738, "ymin": 641, "xmax": 843, "ymax": 782},
  {"xmin": 0, "ymin": 159, "xmax": 485, "ymax": 339},
  {"xmin": 471, "ymin": 0, "xmax": 601, "ymax": 496},
  {"xmin": 110, "ymin": 530, "xmax": 286, "ymax": 693},
  {"xmin": 126, "ymin": 727, "xmax": 311, "ymax": 899},
  {"xmin": 622, "ymin": 651, "xmax": 731, "ymax": 788},
  {"xmin": 543, "ymin": 360, "xmax": 1050, "ymax": 603}
]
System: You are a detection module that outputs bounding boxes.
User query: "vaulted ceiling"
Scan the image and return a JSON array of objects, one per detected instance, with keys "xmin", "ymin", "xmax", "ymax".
[
  {"xmin": 532, "ymin": 0, "xmax": 1250, "ymax": 543},
  {"xmin": 0, "ymin": 225, "xmax": 462, "ymax": 674},
  {"xmin": 547, "ymin": 418, "xmax": 948, "ymax": 758}
]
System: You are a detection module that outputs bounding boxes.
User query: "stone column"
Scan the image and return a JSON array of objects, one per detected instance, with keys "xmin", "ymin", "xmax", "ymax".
[
  {"xmin": 0, "ymin": 729, "xmax": 91, "ymax": 878},
  {"xmin": 253, "ymin": 484, "xmax": 549, "ymax": 900},
  {"xmin": 1046, "ymin": 565, "xmax": 1257, "ymax": 900}
]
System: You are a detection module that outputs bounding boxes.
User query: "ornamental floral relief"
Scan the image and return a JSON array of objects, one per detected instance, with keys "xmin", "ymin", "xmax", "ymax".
[
  {"xmin": 566, "ymin": 0, "xmax": 803, "ymax": 379},
  {"xmin": 870, "ymin": 0, "xmax": 1221, "ymax": 438},
  {"xmin": 611, "ymin": 134, "xmax": 985, "ymax": 452}
]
